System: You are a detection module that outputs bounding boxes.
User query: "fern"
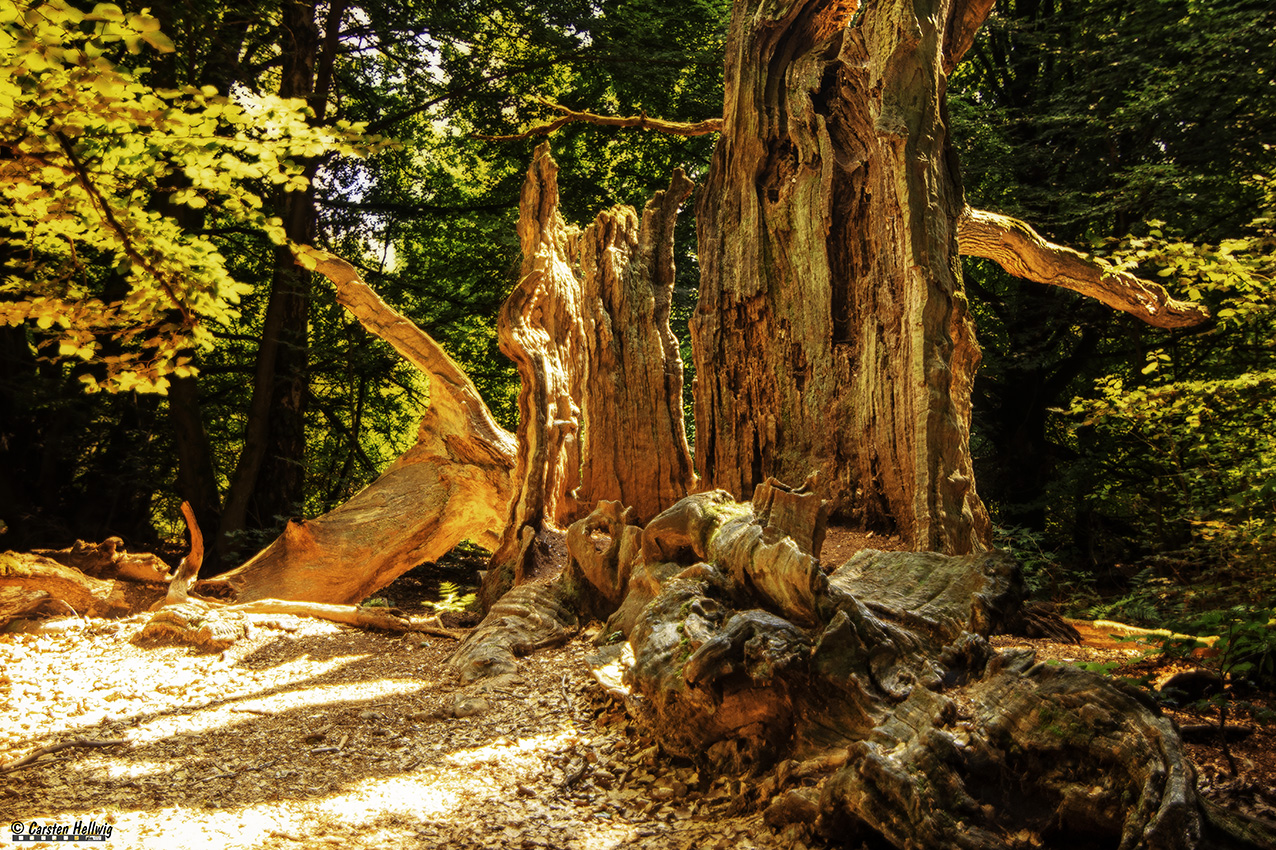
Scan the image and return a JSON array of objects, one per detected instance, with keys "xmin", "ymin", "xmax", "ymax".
[{"xmin": 425, "ymin": 581, "xmax": 476, "ymax": 614}]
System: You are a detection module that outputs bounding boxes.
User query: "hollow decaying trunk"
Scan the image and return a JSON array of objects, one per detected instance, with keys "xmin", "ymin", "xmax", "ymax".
[
  {"xmin": 481, "ymin": 146, "xmax": 591, "ymax": 605},
  {"xmin": 448, "ymin": 485, "xmax": 1221, "ymax": 849},
  {"xmin": 205, "ymin": 258, "xmax": 517, "ymax": 605},
  {"xmin": 578, "ymin": 169, "xmax": 698, "ymax": 525},
  {"xmin": 481, "ymin": 144, "xmax": 697, "ymax": 606},
  {"xmin": 692, "ymin": 0, "xmax": 991, "ymax": 553}
]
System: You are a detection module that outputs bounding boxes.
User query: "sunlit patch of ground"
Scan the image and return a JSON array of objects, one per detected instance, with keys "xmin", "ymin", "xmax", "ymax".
[
  {"xmin": 0, "ymin": 618, "xmax": 782, "ymax": 850},
  {"xmin": 5, "ymin": 601, "xmax": 1270, "ymax": 849}
]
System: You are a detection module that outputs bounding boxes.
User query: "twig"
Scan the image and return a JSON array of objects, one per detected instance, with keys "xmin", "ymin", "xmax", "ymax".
[
  {"xmin": 561, "ymin": 759, "xmax": 587, "ymax": 789},
  {"xmin": 475, "ymin": 97, "xmax": 722, "ymax": 142},
  {"xmin": 409, "ymin": 621, "xmax": 465, "ymax": 641},
  {"xmin": 560, "ymin": 672, "xmax": 582, "ymax": 726},
  {"xmin": 1, "ymin": 737, "xmax": 127, "ymax": 772}
]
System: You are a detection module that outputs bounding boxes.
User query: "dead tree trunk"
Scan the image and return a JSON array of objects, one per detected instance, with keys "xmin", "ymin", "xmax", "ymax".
[
  {"xmin": 577, "ymin": 169, "xmax": 698, "ymax": 523},
  {"xmin": 481, "ymin": 146, "xmax": 591, "ymax": 606},
  {"xmin": 206, "ymin": 257, "xmax": 517, "ymax": 604},
  {"xmin": 525, "ymin": 485, "xmax": 1219, "ymax": 850},
  {"xmin": 693, "ymin": 0, "xmax": 996, "ymax": 553},
  {"xmin": 481, "ymin": 145, "xmax": 697, "ymax": 606}
]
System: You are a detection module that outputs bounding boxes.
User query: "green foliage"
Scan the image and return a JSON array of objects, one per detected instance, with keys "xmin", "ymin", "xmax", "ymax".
[
  {"xmin": 422, "ymin": 581, "xmax": 476, "ymax": 614},
  {"xmin": 951, "ymin": 0, "xmax": 1276, "ymax": 592},
  {"xmin": 1155, "ymin": 605, "xmax": 1276, "ymax": 773},
  {"xmin": 1081, "ymin": 568, "xmax": 1171, "ymax": 627},
  {"xmin": 993, "ymin": 524, "xmax": 1067, "ymax": 597},
  {"xmin": 1071, "ymin": 189, "xmax": 1276, "ymax": 580},
  {"xmin": 1073, "ymin": 660, "xmax": 1119, "ymax": 676},
  {"xmin": 1159, "ymin": 606, "xmax": 1276, "ymax": 691},
  {"xmin": 0, "ymin": 0, "xmax": 375, "ymax": 393}
]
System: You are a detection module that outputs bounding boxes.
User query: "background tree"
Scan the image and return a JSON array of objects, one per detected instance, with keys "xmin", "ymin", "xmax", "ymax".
[
  {"xmin": 0, "ymin": 0, "xmax": 727, "ymax": 564},
  {"xmin": 949, "ymin": 0, "xmax": 1276, "ymax": 594},
  {"xmin": 0, "ymin": 0, "xmax": 370, "ymax": 552}
]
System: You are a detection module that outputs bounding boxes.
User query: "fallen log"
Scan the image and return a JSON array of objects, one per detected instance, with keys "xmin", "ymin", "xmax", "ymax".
[
  {"xmin": 0, "ymin": 551, "xmax": 144, "ymax": 618},
  {"xmin": 456, "ymin": 484, "xmax": 1263, "ymax": 849},
  {"xmin": 33, "ymin": 537, "xmax": 169, "ymax": 583},
  {"xmin": 201, "ymin": 255, "xmax": 517, "ymax": 605}
]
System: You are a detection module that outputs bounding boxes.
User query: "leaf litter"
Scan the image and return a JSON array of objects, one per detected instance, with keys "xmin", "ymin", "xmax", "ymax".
[
  {"xmin": 2, "ymin": 576, "xmax": 1273, "ymax": 848},
  {"xmin": 0, "ymin": 615, "xmax": 787, "ymax": 849}
]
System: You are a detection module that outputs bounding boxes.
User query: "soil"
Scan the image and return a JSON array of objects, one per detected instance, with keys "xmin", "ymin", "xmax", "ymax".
[{"xmin": 2, "ymin": 535, "xmax": 1273, "ymax": 849}]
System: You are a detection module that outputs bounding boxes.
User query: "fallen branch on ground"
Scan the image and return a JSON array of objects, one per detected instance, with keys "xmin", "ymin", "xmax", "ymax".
[
  {"xmin": 226, "ymin": 599, "xmax": 464, "ymax": 639},
  {"xmin": 1, "ymin": 737, "xmax": 128, "ymax": 772}
]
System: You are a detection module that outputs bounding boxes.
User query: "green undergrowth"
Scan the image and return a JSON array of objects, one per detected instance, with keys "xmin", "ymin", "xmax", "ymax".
[{"xmin": 994, "ymin": 523, "xmax": 1276, "ymax": 628}]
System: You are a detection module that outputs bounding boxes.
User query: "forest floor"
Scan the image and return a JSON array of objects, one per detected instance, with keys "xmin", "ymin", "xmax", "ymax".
[{"xmin": 1, "ymin": 537, "xmax": 1273, "ymax": 849}]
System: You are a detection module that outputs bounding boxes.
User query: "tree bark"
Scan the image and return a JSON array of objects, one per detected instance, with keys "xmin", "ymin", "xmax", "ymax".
[
  {"xmin": 578, "ymin": 169, "xmax": 698, "ymax": 524},
  {"xmin": 168, "ymin": 375, "xmax": 223, "ymax": 574},
  {"xmin": 216, "ymin": 0, "xmax": 346, "ymax": 560},
  {"xmin": 957, "ymin": 206, "xmax": 1211, "ymax": 329},
  {"xmin": 455, "ymin": 485, "xmax": 1223, "ymax": 849},
  {"xmin": 0, "ymin": 551, "xmax": 140, "ymax": 618},
  {"xmin": 205, "ymin": 256, "xmax": 516, "ymax": 605},
  {"xmin": 480, "ymin": 145, "xmax": 590, "ymax": 605},
  {"xmin": 692, "ymin": 0, "xmax": 991, "ymax": 554},
  {"xmin": 481, "ymin": 145, "xmax": 697, "ymax": 606}
]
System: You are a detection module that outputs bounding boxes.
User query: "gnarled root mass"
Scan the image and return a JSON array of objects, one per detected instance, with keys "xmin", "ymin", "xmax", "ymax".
[{"xmin": 456, "ymin": 481, "xmax": 1223, "ymax": 849}]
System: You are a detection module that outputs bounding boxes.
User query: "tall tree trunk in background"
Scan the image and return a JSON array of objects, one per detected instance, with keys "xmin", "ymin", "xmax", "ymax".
[
  {"xmin": 153, "ymin": 4, "xmax": 257, "ymax": 568},
  {"xmin": 217, "ymin": 0, "xmax": 346, "ymax": 560},
  {"xmin": 168, "ymin": 376, "xmax": 223, "ymax": 565},
  {"xmin": 692, "ymin": 0, "xmax": 993, "ymax": 554}
]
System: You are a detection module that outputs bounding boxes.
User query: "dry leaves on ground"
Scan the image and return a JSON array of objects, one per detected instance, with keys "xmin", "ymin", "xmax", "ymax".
[
  {"xmin": 2, "ymin": 608, "xmax": 1272, "ymax": 849},
  {"xmin": 0, "ymin": 617, "xmax": 789, "ymax": 850}
]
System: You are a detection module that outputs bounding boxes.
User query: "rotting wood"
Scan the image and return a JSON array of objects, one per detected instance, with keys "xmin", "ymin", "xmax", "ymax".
[
  {"xmin": 230, "ymin": 599, "xmax": 462, "ymax": 638},
  {"xmin": 0, "ymin": 587, "xmax": 58, "ymax": 629},
  {"xmin": 464, "ymin": 473, "xmax": 1276, "ymax": 848},
  {"xmin": 957, "ymin": 206, "xmax": 1211, "ymax": 329},
  {"xmin": 562, "ymin": 487, "xmax": 1218, "ymax": 849},
  {"xmin": 481, "ymin": 145, "xmax": 589, "ymax": 608},
  {"xmin": 481, "ymin": 146, "xmax": 698, "ymax": 609},
  {"xmin": 0, "ymin": 551, "xmax": 136, "ymax": 618},
  {"xmin": 33, "ymin": 537, "xmax": 169, "ymax": 583},
  {"xmin": 577, "ymin": 169, "xmax": 698, "ymax": 524},
  {"xmin": 691, "ymin": 0, "xmax": 992, "ymax": 553},
  {"xmin": 201, "ymin": 253, "xmax": 517, "ymax": 606}
]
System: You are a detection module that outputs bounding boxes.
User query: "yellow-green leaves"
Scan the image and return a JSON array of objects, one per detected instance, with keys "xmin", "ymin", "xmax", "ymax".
[{"xmin": 0, "ymin": 0, "xmax": 379, "ymax": 393}]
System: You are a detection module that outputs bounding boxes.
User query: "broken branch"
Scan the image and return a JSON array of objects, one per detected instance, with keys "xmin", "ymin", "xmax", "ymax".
[
  {"xmin": 1, "ymin": 737, "xmax": 128, "ymax": 772},
  {"xmin": 163, "ymin": 501, "xmax": 203, "ymax": 606},
  {"xmin": 475, "ymin": 98, "xmax": 722, "ymax": 142},
  {"xmin": 957, "ymin": 206, "xmax": 1211, "ymax": 329}
]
